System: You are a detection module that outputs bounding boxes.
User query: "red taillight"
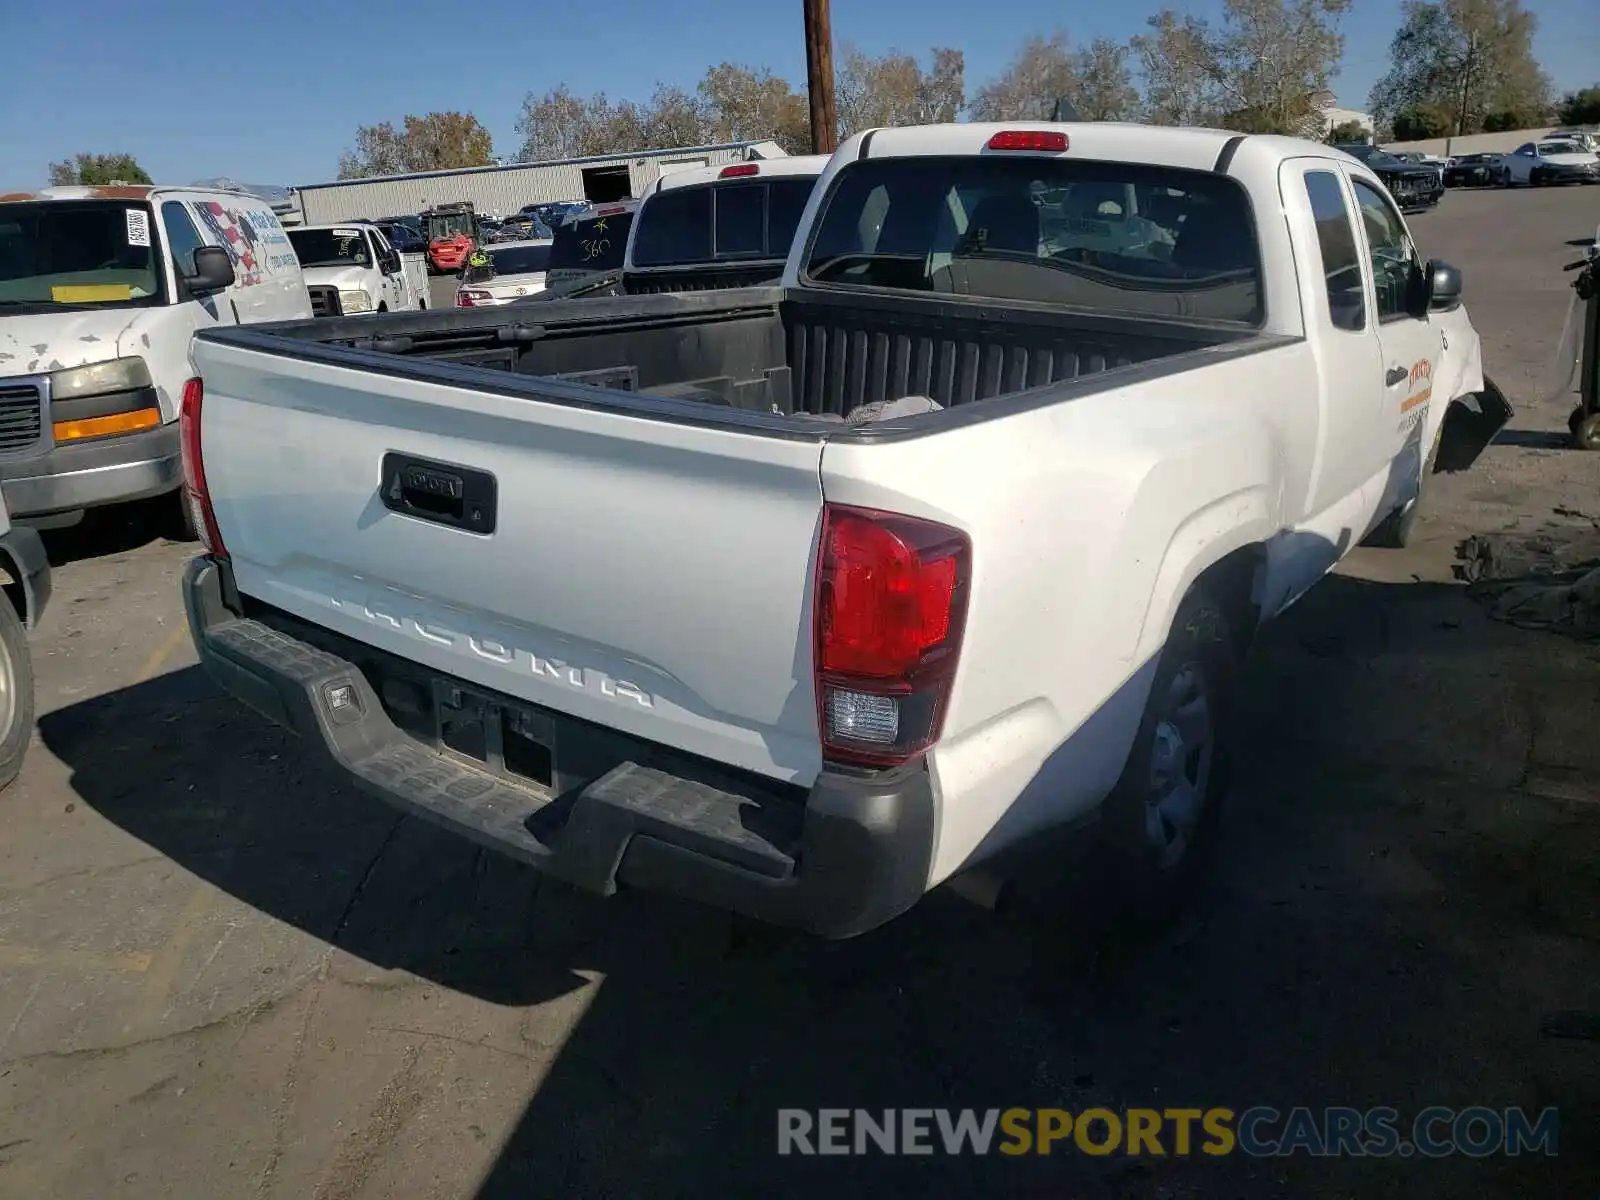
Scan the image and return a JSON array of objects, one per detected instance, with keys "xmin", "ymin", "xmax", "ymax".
[
  {"xmin": 720, "ymin": 163, "xmax": 760, "ymax": 178},
  {"xmin": 457, "ymin": 289, "xmax": 490, "ymax": 307},
  {"xmin": 986, "ymin": 130, "xmax": 1069, "ymax": 152},
  {"xmin": 179, "ymin": 377, "xmax": 226, "ymax": 555},
  {"xmin": 813, "ymin": 504, "xmax": 970, "ymax": 767}
]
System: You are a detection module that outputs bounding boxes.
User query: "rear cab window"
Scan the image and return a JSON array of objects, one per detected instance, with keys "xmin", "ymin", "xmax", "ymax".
[
  {"xmin": 631, "ymin": 177, "xmax": 818, "ymax": 268},
  {"xmin": 548, "ymin": 210, "xmax": 633, "ymax": 273},
  {"xmin": 802, "ymin": 156, "xmax": 1264, "ymax": 325}
]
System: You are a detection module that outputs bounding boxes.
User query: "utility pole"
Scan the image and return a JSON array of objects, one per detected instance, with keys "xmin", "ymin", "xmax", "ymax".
[{"xmin": 803, "ymin": 0, "xmax": 839, "ymax": 155}]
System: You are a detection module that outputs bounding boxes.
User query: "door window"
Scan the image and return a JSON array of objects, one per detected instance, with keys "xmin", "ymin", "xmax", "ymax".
[
  {"xmin": 1349, "ymin": 179, "xmax": 1419, "ymax": 322},
  {"xmin": 161, "ymin": 201, "xmax": 208, "ymax": 279},
  {"xmin": 1302, "ymin": 170, "xmax": 1365, "ymax": 332}
]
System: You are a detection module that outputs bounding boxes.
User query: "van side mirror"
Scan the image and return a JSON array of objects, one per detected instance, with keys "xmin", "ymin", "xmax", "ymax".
[
  {"xmin": 185, "ymin": 245, "xmax": 235, "ymax": 297},
  {"xmin": 1426, "ymin": 260, "xmax": 1462, "ymax": 313}
]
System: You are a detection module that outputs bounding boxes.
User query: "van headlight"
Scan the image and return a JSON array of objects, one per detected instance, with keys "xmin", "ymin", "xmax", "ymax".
[
  {"xmin": 339, "ymin": 289, "xmax": 373, "ymax": 313},
  {"xmin": 50, "ymin": 356, "xmax": 153, "ymax": 400}
]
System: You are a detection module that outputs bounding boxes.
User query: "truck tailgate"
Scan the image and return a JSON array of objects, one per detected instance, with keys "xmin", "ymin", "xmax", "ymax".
[{"xmin": 192, "ymin": 339, "xmax": 828, "ymax": 784}]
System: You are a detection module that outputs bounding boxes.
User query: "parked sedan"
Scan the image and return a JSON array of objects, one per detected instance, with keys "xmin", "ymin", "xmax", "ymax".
[
  {"xmin": 454, "ymin": 239, "xmax": 554, "ymax": 306},
  {"xmin": 1497, "ymin": 139, "xmax": 1600, "ymax": 186},
  {"xmin": 1444, "ymin": 154, "xmax": 1500, "ymax": 188}
]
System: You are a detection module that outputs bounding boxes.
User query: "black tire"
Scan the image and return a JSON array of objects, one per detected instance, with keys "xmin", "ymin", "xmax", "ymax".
[
  {"xmin": 0, "ymin": 595, "xmax": 34, "ymax": 793},
  {"xmin": 158, "ymin": 489, "xmax": 200, "ymax": 542},
  {"xmin": 1085, "ymin": 588, "xmax": 1239, "ymax": 932}
]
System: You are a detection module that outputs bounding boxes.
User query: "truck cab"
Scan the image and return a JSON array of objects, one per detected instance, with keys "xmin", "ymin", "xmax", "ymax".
[
  {"xmin": 0, "ymin": 184, "xmax": 308, "ymax": 531},
  {"xmin": 286, "ymin": 222, "xmax": 428, "ymax": 316}
]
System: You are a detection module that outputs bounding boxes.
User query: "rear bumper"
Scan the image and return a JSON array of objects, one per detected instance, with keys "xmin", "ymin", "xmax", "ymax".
[
  {"xmin": 183, "ymin": 557, "xmax": 936, "ymax": 939},
  {"xmin": 0, "ymin": 422, "xmax": 181, "ymax": 518}
]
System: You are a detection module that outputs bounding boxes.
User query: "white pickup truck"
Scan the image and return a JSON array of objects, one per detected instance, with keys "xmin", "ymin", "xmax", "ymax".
[
  {"xmin": 285, "ymin": 222, "xmax": 429, "ymax": 318},
  {"xmin": 180, "ymin": 122, "xmax": 1511, "ymax": 938}
]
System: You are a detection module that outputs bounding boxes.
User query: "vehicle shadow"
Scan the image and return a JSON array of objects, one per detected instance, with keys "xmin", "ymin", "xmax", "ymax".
[
  {"xmin": 1493, "ymin": 428, "xmax": 1573, "ymax": 450},
  {"xmin": 37, "ymin": 567, "xmax": 1599, "ymax": 1198},
  {"xmin": 33, "ymin": 499, "xmax": 171, "ymax": 566}
]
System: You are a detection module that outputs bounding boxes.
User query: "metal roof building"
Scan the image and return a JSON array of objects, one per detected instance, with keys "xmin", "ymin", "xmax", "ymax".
[{"xmin": 292, "ymin": 140, "xmax": 788, "ymax": 224}]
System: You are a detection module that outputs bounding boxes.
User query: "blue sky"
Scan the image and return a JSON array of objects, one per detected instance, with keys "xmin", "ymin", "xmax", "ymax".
[{"xmin": 1, "ymin": 0, "xmax": 1594, "ymax": 189}]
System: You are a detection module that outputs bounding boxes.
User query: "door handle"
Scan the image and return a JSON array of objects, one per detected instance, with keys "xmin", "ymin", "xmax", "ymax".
[{"xmin": 1386, "ymin": 365, "xmax": 1409, "ymax": 386}]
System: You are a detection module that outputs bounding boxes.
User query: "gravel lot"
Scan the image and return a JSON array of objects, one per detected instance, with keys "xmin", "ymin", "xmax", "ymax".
[{"xmin": 2, "ymin": 185, "xmax": 1598, "ymax": 1199}]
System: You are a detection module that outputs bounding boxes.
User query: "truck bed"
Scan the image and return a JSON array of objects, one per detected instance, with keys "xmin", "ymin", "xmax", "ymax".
[{"xmin": 209, "ymin": 285, "xmax": 1272, "ymax": 425}]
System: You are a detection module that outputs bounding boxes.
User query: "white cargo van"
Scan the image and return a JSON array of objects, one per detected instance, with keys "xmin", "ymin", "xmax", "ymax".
[{"xmin": 0, "ymin": 184, "xmax": 310, "ymax": 533}]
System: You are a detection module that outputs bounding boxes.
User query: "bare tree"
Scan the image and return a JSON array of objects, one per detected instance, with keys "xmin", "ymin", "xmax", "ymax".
[
  {"xmin": 338, "ymin": 112, "xmax": 494, "ymax": 179},
  {"xmin": 1133, "ymin": 12, "xmax": 1222, "ymax": 126},
  {"xmin": 698, "ymin": 63, "xmax": 812, "ymax": 153},
  {"xmin": 836, "ymin": 45, "xmax": 965, "ymax": 136},
  {"xmin": 514, "ymin": 85, "xmax": 605, "ymax": 162},
  {"xmin": 1210, "ymin": 0, "xmax": 1350, "ymax": 136},
  {"xmin": 1369, "ymin": 0, "xmax": 1551, "ymax": 137},
  {"xmin": 968, "ymin": 32, "xmax": 1080, "ymax": 122},
  {"xmin": 1135, "ymin": 0, "xmax": 1348, "ymax": 135},
  {"xmin": 1069, "ymin": 39, "xmax": 1141, "ymax": 121}
]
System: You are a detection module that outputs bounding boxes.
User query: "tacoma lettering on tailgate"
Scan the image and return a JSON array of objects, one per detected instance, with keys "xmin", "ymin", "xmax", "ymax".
[{"xmin": 328, "ymin": 589, "xmax": 655, "ymax": 708}]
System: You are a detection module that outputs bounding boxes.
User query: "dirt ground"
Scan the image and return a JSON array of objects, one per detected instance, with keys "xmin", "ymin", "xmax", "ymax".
[{"xmin": 1, "ymin": 186, "xmax": 1597, "ymax": 1199}]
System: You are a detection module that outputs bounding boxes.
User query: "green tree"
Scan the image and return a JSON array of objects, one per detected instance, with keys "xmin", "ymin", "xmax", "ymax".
[
  {"xmin": 337, "ymin": 112, "xmax": 494, "ymax": 179},
  {"xmin": 1326, "ymin": 118, "xmax": 1370, "ymax": 142},
  {"xmin": 1391, "ymin": 104, "xmax": 1453, "ymax": 139},
  {"xmin": 48, "ymin": 153, "xmax": 152, "ymax": 186},
  {"xmin": 1368, "ymin": 0, "xmax": 1551, "ymax": 137},
  {"xmin": 1555, "ymin": 86, "xmax": 1600, "ymax": 125}
]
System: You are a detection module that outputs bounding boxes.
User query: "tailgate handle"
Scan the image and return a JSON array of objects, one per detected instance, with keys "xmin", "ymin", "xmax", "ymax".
[{"xmin": 381, "ymin": 452, "xmax": 497, "ymax": 535}]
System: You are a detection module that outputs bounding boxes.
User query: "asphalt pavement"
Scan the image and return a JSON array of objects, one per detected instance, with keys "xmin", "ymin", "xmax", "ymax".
[{"xmin": 1, "ymin": 184, "xmax": 1598, "ymax": 1199}]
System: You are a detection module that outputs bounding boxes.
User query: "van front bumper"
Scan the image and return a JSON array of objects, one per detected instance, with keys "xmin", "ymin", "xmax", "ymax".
[
  {"xmin": 184, "ymin": 556, "xmax": 937, "ymax": 939},
  {"xmin": 0, "ymin": 422, "xmax": 181, "ymax": 518}
]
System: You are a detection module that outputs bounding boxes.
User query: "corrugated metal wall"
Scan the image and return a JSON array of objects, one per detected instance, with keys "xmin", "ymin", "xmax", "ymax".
[{"xmin": 294, "ymin": 145, "xmax": 758, "ymax": 224}]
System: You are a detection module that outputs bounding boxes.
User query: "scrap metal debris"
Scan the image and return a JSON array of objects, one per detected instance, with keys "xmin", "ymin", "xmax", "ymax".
[{"xmin": 1456, "ymin": 525, "xmax": 1600, "ymax": 640}]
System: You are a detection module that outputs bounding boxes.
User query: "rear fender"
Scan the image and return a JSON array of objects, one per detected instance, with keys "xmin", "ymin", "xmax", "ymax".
[{"xmin": 1133, "ymin": 487, "xmax": 1276, "ymax": 665}]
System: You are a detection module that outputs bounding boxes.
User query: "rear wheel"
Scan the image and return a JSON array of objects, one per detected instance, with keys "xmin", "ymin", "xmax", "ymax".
[
  {"xmin": 1093, "ymin": 588, "xmax": 1237, "ymax": 929},
  {"xmin": 0, "ymin": 595, "xmax": 34, "ymax": 793}
]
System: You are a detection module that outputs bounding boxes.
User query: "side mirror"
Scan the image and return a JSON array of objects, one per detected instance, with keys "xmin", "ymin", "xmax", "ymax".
[
  {"xmin": 1426, "ymin": 260, "xmax": 1462, "ymax": 313},
  {"xmin": 184, "ymin": 245, "xmax": 235, "ymax": 297}
]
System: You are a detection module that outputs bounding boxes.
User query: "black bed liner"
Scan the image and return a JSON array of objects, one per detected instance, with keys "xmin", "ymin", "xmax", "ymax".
[{"xmin": 197, "ymin": 284, "xmax": 1292, "ymax": 441}]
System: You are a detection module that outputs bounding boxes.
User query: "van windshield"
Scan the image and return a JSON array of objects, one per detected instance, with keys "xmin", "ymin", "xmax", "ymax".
[
  {"xmin": 0, "ymin": 200, "xmax": 164, "ymax": 310},
  {"xmin": 548, "ymin": 211, "xmax": 633, "ymax": 272},
  {"xmin": 804, "ymin": 156, "xmax": 1263, "ymax": 325},
  {"xmin": 287, "ymin": 227, "xmax": 372, "ymax": 269}
]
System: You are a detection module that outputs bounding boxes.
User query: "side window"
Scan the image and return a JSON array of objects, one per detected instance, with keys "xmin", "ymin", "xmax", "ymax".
[
  {"xmin": 1302, "ymin": 171, "xmax": 1364, "ymax": 332},
  {"xmin": 161, "ymin": 201, "xmax": 208, "ymax": 279},
  {"xmin": 1516, "ymin": 143, "xmax": 1535, "ymax": 156},
  {"xmin": 1350, "ymin": 178, "xmax": 1418, "ymax": 321}
]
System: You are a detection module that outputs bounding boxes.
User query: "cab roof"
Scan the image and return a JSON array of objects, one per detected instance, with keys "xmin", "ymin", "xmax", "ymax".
[{"xmin": 653, "ymin": 154, "xmax": 831, "ymax": 193}]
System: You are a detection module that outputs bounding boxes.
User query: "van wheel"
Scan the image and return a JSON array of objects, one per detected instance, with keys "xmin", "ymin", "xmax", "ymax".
[
  {"xmin": 0, "ymin": 595, "xmax": 34, "ymax": 793},
  {"xmin": 160, "ymin": 490, "xmax": 200, "ymax": 543}
]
